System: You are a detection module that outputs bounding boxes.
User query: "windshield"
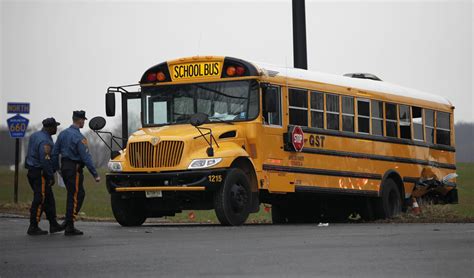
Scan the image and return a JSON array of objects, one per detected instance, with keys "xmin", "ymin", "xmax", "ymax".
[{"xmin": 142, "ymin": 80, "xmax": 259, "ymax": 126}]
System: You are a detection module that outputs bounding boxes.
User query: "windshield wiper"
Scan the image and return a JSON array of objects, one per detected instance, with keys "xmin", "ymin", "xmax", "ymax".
[{"xmin": 208, "ymin": 117, "xmax": 234, "ymax": 125}]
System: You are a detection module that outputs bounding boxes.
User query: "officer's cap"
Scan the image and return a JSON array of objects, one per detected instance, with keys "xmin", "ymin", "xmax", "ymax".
[
  {"xmin": 42, "ymin": 117, "xmax": 60, "ymax": 128},
  {"xmin": 73, "ymin": 110, "xmax": 87, "ymax": 120}
]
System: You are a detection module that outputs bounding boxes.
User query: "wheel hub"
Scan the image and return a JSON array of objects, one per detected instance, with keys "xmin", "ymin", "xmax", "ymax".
[{"xmin": 229, "ymin": 183, "xmax": 248, "ymax": 213}]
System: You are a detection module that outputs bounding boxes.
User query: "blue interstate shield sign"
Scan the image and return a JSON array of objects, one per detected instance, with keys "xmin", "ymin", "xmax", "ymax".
[{"xmin": 7, "ymin": 114, "xmax": 29, "ymax": 138}]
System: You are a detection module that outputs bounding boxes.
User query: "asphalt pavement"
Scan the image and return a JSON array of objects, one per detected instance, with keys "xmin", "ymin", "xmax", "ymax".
[{"xmin": 0, "ymin": 217, "xmax": 473, "ymax": 277}]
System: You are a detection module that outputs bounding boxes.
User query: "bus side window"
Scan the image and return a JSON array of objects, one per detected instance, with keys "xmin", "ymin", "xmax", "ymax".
[
  {"xmin": 436, "ymin": 111, "xmax": 451, "ymax": 145},
  {"xmin": 425, "ymin": 109, "xmax": 435, "ymax": 143},
  {"xmin": 311, "ymin": 91, "xmax": 324, "ymax": 129},
  {"xmin": 357, "ymin": 99, "xmax": 370, "ymax": 134},
  {"xmin": 326, "ymin": 94, "xmax": 340, "ymax": 130},
  {"xmin": 399, "ymin": 105, "xmax": 411, "ymax": 139},
  {"xmin": 371, "ymin": 100, "xmax": 384, "ymax": 136},
  {"xmin": 342, "ymin": 96, "xmax": 354, "ymax": 132},
  {"xmin": 385, "ymin": 103, "xmax": 398, "ymax": 138},
  {"xmin": 412, "ymin": 106, "xmax": 424, "ymax": 141},
  {"xmin": 289, "ymin": 88, "xmax": 308, "ymax": 126},
  {"xmin": 263, "ymin": 86, "xmax": 281, "ymax": 126}
]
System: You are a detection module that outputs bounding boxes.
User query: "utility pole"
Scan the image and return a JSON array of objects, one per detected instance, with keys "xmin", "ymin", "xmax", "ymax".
[{"xmin": 292, "ymin": 0, "xmax": 308, "ymax": 70}]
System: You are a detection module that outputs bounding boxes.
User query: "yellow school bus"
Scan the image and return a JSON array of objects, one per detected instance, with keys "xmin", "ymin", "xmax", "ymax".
[{"xmin": 100, "ymin": 56, "xmax": 457, "ymax": 226}]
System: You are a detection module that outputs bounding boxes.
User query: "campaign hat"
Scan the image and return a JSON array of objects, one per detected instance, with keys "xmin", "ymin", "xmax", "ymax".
[
  {"xmin": 73, "ymin": 110, "xmax": 87, "ymax": 120},
  {"xmin": 42, "ymin": 117, "xmax": 60, "ymax": 128}
]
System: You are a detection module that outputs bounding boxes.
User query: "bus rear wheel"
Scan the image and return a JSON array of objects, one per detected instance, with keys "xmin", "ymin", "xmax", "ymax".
[
  {"xmin": 374, "ymin": 179, "xmax": 402, "ymax": 219},
  {"xmin": 111, "ymin": 193, "xmax": 147, "ymax": 227},
  {"xmin": 214, "ymin": 168, "xmax": 251, "ymax": 226}
]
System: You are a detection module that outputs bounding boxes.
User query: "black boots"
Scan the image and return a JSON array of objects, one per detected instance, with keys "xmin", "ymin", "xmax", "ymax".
[
  {"xmin": 28, "ymin": 221, "xmax": 82, "ymax": 236},
  {"xmin": 49, "ymin": 220, "xmax": 66, "ymax": 234},
  {"xmin": 64, "ymin": 222, "xmax": 83, "ymax": 236},
  {"xmin": 27, "ymin": 224, "xmax": 48, "ymax": 236}
]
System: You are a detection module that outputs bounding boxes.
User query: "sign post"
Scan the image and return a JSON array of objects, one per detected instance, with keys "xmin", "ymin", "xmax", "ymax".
[{"xmin": 7, "ymin": 103, "xmax": 30, "ymax": 204}]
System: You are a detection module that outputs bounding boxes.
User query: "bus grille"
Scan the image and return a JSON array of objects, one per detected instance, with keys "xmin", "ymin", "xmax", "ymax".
[{"xmin": 128, "ymin": 141, "xmax": 184, "ymax": 168}]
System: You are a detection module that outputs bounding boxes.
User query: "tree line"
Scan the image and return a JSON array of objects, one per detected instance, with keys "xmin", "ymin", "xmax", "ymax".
[{"xmin": 0, "ymin": 122, "xmax": 473, "ymax": 167}]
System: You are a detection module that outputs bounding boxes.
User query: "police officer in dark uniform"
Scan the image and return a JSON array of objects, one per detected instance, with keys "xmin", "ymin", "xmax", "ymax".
[
  {"xmin": 52, "ymin": 111, "xmax": 100, "ymax": 236},
  {"xmin": 25, "ymin": 118, "xmax": 65, "ymax": 235}
]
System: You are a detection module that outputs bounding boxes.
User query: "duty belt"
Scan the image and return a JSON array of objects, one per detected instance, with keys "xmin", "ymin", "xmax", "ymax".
[{"xmin": 61, "ymin": 158, "xmax": 85, "ymax": 168}]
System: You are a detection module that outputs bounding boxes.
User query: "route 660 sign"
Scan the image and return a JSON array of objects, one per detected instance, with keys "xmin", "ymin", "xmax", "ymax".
[{"xmin": 7, "ymin": 114, "xmax": 29, "ymax": 138}]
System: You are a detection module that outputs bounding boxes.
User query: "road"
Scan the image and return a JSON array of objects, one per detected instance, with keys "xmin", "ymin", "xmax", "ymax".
[{"xmin": 0, "ymin": 217, "xmax": 473, "ymax": 277}]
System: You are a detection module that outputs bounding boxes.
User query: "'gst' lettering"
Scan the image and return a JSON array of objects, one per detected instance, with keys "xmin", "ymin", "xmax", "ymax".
[{"xmin": 309, "ymin": 135, "xmax": 325, "ymax": 148}]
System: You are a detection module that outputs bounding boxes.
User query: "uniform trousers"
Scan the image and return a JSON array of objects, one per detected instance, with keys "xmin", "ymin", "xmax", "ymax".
[
  {"xmin": 27, "ymin": 168, "xmax": 57, "ymax": 225},
  {"xmin": 61, "ymin": 160, "xmax": 85, "ymax": 223}
]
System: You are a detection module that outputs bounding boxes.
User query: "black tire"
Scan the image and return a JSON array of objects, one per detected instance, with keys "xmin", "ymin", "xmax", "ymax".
[
  {"xmin": 214, "ymin": 168, "xmax": 252, "ymax": 226},
  {"xmin": 374, "ymin": 179, "xmax": 402, "ymax": 219},
  {"xmin": 358, "ymin": 197, "xmax": 376, "ymax": 221},
  {"xmin": 111, "ymin": 194, "xmax": 147, "ymax": 227}
]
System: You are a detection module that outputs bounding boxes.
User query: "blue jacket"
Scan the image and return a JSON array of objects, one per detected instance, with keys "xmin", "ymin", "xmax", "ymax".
[
  {"xmin": 52, "ymin": 125, "xmax": 98, "ymax": 177},
  {"xmin": 25, "ymin": 130, "xmax": 55, "ymax": 180}
]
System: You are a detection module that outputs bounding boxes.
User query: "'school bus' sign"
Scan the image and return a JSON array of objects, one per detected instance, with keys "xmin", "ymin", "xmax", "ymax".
[{"xmin": 170, "ymin": 62, "xmax": 222, "ymax": 81}]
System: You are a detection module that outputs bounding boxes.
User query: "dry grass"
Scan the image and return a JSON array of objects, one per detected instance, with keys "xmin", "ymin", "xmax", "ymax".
[{"xmin": 377, "ymin": 204, "xmax": 474, "ymax": 223}]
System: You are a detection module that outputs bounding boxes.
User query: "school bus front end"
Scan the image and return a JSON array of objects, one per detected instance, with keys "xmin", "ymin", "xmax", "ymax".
[{"xmin": 105, "ymin": 56, "xmax": 262, "ymax": 226}]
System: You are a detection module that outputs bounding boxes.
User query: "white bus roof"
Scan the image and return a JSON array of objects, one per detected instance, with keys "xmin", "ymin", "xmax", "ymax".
[{"xmin": 250, "ymin": 61, "xmax": 452, "ymax": 106}]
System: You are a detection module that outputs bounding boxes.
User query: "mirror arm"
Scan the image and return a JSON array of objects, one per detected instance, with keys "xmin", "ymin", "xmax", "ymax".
[
  {"xmin": 193, "ymin": 127, "xmax": 211, "ymax": 146},
  {"xmin": 192, "ymin": 126, "xmax": 220, "ymax": 157},
  {"xmin": 111, "ymin": 136, "xmax": 126, "ymax": 149},
  {"xmin": 93, "ymin": 131, "xmax": 113, "ymax": 152},
  {"xmin": 96, "ymin": 131, "xmax": 125, "ymax": 149}
]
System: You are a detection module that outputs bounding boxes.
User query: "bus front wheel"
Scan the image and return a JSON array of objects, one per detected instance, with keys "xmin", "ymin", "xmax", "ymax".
[
  {"xmin": 111, "ymin": 193, "xmax": 147, "ymax": 227},
  {"xmin": 374, "ymin": 179, "xmax": 402, "ymax": 219},
  {"xmin": 214, "ymin": 168, "xmax": 252, "ymax": 226}
]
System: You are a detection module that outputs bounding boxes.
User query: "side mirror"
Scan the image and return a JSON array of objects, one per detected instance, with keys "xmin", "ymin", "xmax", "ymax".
[
  {"xmin": 263, "ymin": 88, "xmax": 277, "ymax": 113},
  {"xmin": 190, "ymin": 113, "xmax": 209, "ymax": 127},
  {"xmin": 106, "ymin": 93, "xmax": 116, "ymax": 116},
  {"xmin": 89, "ymin": 116, "xmax": 107, "ymax": 131}
]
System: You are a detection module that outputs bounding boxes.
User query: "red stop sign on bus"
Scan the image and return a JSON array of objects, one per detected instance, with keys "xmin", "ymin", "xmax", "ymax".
[{"xmin": 291, "ymin": 126, "xmax": 304, "ymax": 152}]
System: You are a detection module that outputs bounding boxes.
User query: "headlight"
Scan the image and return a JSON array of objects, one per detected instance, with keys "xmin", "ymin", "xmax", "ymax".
[
  {"xmin": 108, "ymin": 161, "xmax": 123, "ymax": 172},
  {"xmin": 188, "ymin": 158, "xmax": 222, "ymax": 169}
]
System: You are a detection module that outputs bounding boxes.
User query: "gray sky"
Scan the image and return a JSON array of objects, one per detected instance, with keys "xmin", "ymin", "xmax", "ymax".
[{"xmin": 1, "ymin": 0, "xmax": 472, "ymax": 129}]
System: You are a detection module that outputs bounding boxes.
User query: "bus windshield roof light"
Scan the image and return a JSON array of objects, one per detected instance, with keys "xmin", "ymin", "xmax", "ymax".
[
  {"xmin": 157, "ymin": 72, "xmax": 166, "ymax": 81},
  {"xmin": 236, "ymin": 66, "xmax": 245, "ymax": 76},
  {"xmin": 146, "ymin": 73, "xmax": 157, "ymax": 82},
  {"xmin": 226, "ymin": 66, "xmax": 236, "ymax": 76}
]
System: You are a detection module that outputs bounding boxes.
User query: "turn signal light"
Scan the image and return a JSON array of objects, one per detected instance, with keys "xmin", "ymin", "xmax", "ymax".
[
  {"xmin": 226, "ymin": 66, "xmax": 236, "ymax": 76},
  {"xmin": 157, "ymin": 72, "xmax": 166, "ymax": 81}
]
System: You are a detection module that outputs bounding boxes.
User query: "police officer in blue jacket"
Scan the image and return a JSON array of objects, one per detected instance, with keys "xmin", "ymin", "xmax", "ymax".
[
  {"xmin": 25, "ymin": 118, "xmax": 65, "ymax": 236},
  {"xmin": 52, "ymin": 111, "xmax": 100, "ymax": 236}
]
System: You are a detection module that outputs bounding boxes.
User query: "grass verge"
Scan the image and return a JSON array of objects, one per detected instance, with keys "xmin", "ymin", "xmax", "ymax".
[{"xmin": 1, "ymin": 163, "xmax": 473, "ymax": 223}]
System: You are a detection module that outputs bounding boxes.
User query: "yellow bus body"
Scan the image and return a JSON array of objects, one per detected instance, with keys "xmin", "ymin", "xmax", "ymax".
[{"xmin": 105, "ymin": 55, "xmax": 457, "ymax": 225}]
